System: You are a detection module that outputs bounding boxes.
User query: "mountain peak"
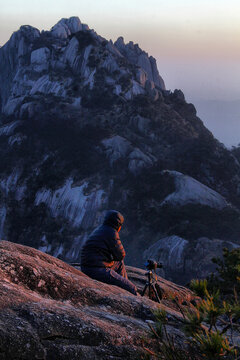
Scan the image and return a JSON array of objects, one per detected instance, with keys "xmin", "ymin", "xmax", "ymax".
[
  {"xmin": 0, "ymin": 16, "xmax": 166, "ymax": 116},
  {"xmin": 50, "ymin": 16, "xmax": 88, "ymax": 39}
]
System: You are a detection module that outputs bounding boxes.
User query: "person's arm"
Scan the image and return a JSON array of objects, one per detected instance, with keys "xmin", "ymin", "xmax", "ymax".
[{"xmin": 108, "ymin": 231, "xmax": 126, "ymax": 261}]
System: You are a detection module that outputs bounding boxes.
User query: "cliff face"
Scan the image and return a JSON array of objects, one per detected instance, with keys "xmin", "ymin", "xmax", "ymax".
[
  {"xmin": 0, "ymin": 17, "xmax": 240, "ymax": 283},
  {"xmin": 0, "ymin": 240, "xmax": 195, "ymax": 359},
  {"xmin": 0, "ymin": 16, "xmax": 165, "ymax": 115}
]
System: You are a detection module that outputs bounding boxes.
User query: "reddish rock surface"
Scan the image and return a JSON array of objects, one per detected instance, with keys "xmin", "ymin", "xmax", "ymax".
[{"xmin": 0, "ymin": 241, "xmax": 196, "ymax": 359}]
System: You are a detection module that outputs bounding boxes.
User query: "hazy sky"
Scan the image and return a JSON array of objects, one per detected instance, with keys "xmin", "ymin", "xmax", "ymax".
[{"xmin": 0, "ymin": 0, "xmax": 240, "ymax": 144}]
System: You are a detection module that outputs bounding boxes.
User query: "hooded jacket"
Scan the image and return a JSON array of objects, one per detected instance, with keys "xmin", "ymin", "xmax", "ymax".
[{"xmin": 80, "ymin": 210, "xmax": 125, "ymax": 268}]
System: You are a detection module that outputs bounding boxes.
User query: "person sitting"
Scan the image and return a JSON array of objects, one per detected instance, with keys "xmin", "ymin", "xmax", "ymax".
[{"xmin": 81, "ymin": 210, "xmax": 138, "ymax": 295}]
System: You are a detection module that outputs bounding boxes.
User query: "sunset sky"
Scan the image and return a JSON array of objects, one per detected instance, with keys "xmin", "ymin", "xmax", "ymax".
[{"xmin": 1, "ymin": 0, "xmax": 240, "ymax": 145}]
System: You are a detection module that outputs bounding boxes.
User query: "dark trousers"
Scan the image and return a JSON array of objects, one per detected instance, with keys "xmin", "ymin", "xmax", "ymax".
[{"xmin": 81, "ymin": 260, "xmax": 138, "ymax": 295}]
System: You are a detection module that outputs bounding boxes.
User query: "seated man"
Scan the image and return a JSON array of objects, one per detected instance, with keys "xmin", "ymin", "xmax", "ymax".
[{"xmin": 81, "ymin": 210, "xmax": 138, "ymax": 295}]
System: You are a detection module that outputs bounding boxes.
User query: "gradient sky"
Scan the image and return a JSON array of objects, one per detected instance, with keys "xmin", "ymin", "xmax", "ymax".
[{"xmin": 1, "ymin": 0, "xmax": 240, "ymax": 143}]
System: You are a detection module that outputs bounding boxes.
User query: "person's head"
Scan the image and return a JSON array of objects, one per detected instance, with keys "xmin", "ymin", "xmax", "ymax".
[{"xmin": 103, "ymin": 210, "xmax": 124, "ymax": 231}]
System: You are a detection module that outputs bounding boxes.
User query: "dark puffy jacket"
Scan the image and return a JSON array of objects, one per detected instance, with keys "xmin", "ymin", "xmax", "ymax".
[{"xmin": 80, "ymin": 210, "xmax": 125, "ymax": 268}]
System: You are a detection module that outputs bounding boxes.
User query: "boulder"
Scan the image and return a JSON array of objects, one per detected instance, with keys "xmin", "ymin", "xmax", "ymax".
[
  {"xmin": 65, "ymin": 17, "xmax": 83, "ymax": 34},
  {"xmin": 34, "ymin": 178, "xmax": 107, "ymax": 229},
  {"xmin": 137, "ymin": 54, "xmax": 153, "ymax": 82},
  {"xmin": 102, "ymin": 136, "xmax": 154, "ymax": 173},
  {"xmin": 114, "ymin": 38, "xmax": 165, "ymax": 90},
  {"xmin": 63, "ymin": 37, "xmax": 79, "ymax": 68},
  {"xmin": 51, "ymin": 17, "xmax": 82, "ymax": 38},
  {"xmin": 31, "ymin": 47, "xmax": 50, "ymax": 65},
  {"xmin": 144, "ymin": 235, "xmax": 188, "ymax": 276},
  {"xmin": 128, "ymin": 148, "xmax": 154, "ymax": 173},
  {"xmin": 160, "ymin": 170, "xmax": 229, "ymax": 210},
  {"xmin": 102, "ymin": 55, "xmax": 119, "ymax": 73},
  {"xmin": 30, "ymin": 75, "xmax": 66, "ymax": 97},
  {"xmin": 102, "ymin": 135, "xmax": 132, "ymax": 164},
  {"xmin": 132, "ymin": 80, "xmax": 145, "ymax": 96},
  {"xmin": 19, "ymin": 25, "xmax": 40, "ymax": 41},
  {"xmin": 144, "ymin": 235, "xmax": 239, "ymax": 283},
  {"xmin": 0, "ymin": 240, "xmax": 196, "ymax": 359},
  {"xmin": 106, "ymin": 40, "xmax": 123, "ymax": 58},
  {"xmin": 136, "ymin": 68, "xmax": 147, "ymax": 87}
]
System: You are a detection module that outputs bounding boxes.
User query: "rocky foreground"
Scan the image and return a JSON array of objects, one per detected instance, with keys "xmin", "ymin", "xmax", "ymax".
[{"xmin": 0, "ymin": 240, "xmax": 197, "ymax": 359}]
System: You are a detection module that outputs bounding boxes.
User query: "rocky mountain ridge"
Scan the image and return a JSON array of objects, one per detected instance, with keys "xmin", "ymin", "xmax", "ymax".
[
  {"xmin": 0, "ymin": 17, "xmax": 240, "ymax": 283},
  {"xmin": 0, "ymin": 16, "xmax": 165, "ymax": 117}
]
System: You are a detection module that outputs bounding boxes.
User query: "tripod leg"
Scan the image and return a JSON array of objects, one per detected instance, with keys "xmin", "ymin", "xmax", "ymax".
[
  {"xmin": 152, "ymin": 284, "xmax": 161, "ymax": 303},
  {"xmin": 141, "ymin": 283, "xmax": 148, "ymax": 297},
  {"xmin": 155, "ymin": 283, "xmax": 163, "ymax": 300}
]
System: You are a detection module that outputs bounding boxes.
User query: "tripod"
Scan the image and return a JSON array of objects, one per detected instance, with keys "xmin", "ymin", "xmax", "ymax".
[{"xmin": 141, "ymin": 270, "xmax": 162, "ymax": 303}]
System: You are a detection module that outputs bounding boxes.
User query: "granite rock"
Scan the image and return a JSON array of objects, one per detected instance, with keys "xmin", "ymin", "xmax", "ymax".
[{"xmin": 0, "ymin": 240, "xmax": 196, "ymax": 359}]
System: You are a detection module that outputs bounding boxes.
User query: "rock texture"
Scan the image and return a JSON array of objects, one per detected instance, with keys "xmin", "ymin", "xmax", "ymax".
[
  {"xmin": 0, "ymin": 16, "xmax": 165, "ymax": 118},
  {"xmin": 114, "ymin": 37, "xmax": 165, "ymax": 89},
  {"xmin": 144, "ymin": 235, "xmax": 239, "ymax": 283},
  {"xmin": 0, "ymin": 240, "xmax": 196, "ymax": 359},
  {"xmin": 0, "ymin": 17, "xmax": 240, "ymax": 283},
  {"xmin": 160, "ymin": 170, "xmax": 229, "ymax": 210}
]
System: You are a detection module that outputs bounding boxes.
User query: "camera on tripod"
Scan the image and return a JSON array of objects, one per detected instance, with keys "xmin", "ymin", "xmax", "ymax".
[
  {"xmin": 142, "ymin": 259, "xmax": 163, "ymax": 303},
  {"xmin": 145, "ymin": 259, "xmax": 163, "ymax": 271}
]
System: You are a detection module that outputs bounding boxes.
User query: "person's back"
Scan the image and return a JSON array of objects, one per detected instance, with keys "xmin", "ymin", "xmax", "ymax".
[
  {"xmin": 81, "ymin": 223, "xmax": 125, "ymax": 268},
  {"xmin": 81, "ymin": 210, "xmax": 138, "ymax": 295}
]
